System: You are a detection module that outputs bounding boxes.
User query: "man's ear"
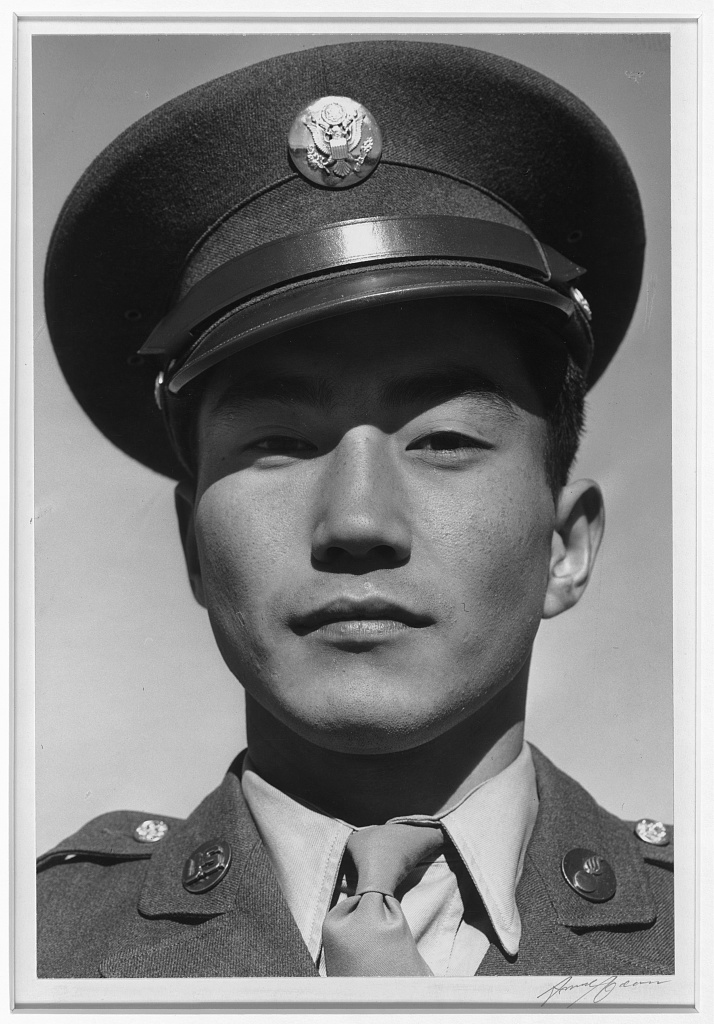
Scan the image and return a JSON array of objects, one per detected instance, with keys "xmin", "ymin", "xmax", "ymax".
[
  {"xmin": 175, "ymin": 480, "xmax": 206, "ymax": 607},
  {"xmin": 543, "ymin": 479, "xmax": 605, "ymax": 619}
]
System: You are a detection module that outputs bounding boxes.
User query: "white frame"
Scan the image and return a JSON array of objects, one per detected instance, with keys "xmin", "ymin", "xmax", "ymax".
[{"xmin": 9, "ymin": 3, "xmax": 712, "ymax": 1017}]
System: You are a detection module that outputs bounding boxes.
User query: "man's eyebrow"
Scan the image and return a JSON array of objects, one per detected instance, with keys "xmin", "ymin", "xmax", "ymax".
[
  {"xmin": 379, "ymin": 367, "xmax": 517, "ymax": 414},
  {"xmin": 207, "ymin": 365, "xmax": 518, "ymax": 416},
  {"xmin": 209, "ymin": 371, "xmax": 335, "ymax": 413}
]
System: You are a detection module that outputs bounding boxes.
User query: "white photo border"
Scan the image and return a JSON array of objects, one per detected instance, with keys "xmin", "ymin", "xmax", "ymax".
[{"xmin": 10, "ymin": 3, "xmax": 712, "ymax": 1018}]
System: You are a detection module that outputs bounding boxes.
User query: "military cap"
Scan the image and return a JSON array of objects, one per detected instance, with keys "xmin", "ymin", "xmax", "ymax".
[{"xmin": 44, "ymin": 40, "xmax": 645, "ymax": 478}]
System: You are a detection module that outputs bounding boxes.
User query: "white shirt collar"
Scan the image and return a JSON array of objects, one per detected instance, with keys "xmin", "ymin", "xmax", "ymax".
[{"xmin": 241, "ymin": 742, "xmax": 538, "ymax": 962}]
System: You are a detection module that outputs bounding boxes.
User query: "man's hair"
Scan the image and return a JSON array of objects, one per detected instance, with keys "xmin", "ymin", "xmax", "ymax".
[{"xmin": 542, "ymin": 355, "xmax": 587, "ymax": 496}]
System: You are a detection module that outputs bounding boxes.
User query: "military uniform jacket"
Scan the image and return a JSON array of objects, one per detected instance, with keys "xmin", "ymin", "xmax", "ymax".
[{"xmin": 36, "ymin": 747, "xmax": 674, "ymax": 978}]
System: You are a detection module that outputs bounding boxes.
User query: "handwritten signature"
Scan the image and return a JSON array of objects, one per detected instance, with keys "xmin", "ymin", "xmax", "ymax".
[{"xmin": 537, "ymin": 975, "xmax": 670, "ymax": 1007}]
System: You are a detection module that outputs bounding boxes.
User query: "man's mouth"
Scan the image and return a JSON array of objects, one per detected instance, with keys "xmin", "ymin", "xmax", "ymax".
[{"xmin": 291, "ymin": 598, "xmax": 434, "ymax": 641}]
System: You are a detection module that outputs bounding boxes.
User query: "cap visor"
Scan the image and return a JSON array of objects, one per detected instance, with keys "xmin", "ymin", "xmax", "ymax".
[{"xmin": 167, "ymin": 260, "xmax": 584, "ymax": 393}]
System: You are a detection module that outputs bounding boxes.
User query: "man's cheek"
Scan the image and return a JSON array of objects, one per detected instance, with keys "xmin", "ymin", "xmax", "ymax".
[
  {"xmin": 203, "ymin": 569, "xmax": 280, "ymax": 688},
  {"xmin": 428, "ymin": 480, "xmax": 551, "ymax": 573},
  {"xmin": 453, "ymin": 520, "xmax": 551, "ymax": 640},
  {"xmin": 194, "ymin": 499, "xmax": 273, "ymax": 637}
]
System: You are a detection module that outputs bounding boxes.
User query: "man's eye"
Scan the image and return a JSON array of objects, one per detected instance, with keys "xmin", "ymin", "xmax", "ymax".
[{"xmin": 407, "ymin": 431, "xmax": 487, "ymax": 453}]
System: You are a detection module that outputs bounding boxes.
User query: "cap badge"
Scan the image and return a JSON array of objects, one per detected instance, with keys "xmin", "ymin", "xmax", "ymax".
[
  {"xmin": 288, "ymin": 96, "xmax": 382, "ymax": 189},
  {"xmin": 635, "ymin": 819, "xmax": 669, "ymax": 846}
]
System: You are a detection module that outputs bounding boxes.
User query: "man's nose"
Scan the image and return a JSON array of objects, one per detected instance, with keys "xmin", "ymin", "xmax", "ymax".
[{"xmin": 311, "ymin": 429, "xmax": 412, "ymax": 566}]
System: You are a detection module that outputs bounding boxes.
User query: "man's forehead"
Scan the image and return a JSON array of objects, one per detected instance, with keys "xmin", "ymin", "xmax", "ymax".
[
  {"xmin": 204, "ymin": 365, "xmax": 521, "ymax": 417},
  {"xmin": 200, "ymin": 300, "xmax": 554, "ymax": 416}
]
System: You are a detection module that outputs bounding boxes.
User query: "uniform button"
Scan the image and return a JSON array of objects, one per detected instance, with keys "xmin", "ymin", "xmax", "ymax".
[
  {"xmin": 561, "ymin": 847, "xmax": 617, "ymax": 902},
  {"xmin": 133, "ymin": 818, "xmax": 169, "ymax": 843},
  {"xmin": 182, "ymin": 839, "xmax": 233, "ymax": 894},
  {"xmin": 569, "ymin": 285, "xmax": 593, "ymax": 321},
  {"xmin": 635, "ymin": 818, "xmax": 670, "ymax": 845}
]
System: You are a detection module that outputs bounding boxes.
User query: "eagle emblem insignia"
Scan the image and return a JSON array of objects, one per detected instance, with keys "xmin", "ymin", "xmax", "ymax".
[{"xmin": 288, "ymin": 96, "xmax": 382, "ymax": 189}]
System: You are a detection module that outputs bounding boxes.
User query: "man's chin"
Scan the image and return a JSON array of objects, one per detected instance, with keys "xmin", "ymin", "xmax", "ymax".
[
  {"xmin": 266, "ymin": 694, "xmax": 474, "ymax": 757},
  {"xmin": 288, "ymin": 720, "xmax": 447, "ymax": 756},
  {"xmin": 238, "ymin": 658, "xmax": 504, "ymax": 754}
]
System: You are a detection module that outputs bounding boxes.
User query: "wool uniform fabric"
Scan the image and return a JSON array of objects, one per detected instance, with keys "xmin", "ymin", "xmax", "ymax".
[{"xmin": 36, "ymin": 748, "xmax": 673, "ymax": 978}]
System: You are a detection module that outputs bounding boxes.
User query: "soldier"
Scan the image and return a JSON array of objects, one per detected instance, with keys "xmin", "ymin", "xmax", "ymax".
[{"xmin": 37, "ymin": 40, "xmax": 673, "ymax": 978}]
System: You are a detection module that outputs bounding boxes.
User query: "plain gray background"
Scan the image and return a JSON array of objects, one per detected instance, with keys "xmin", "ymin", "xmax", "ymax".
[{"xmin": 33, "ymin": 32, "xmax": 672, "ymax": 855}]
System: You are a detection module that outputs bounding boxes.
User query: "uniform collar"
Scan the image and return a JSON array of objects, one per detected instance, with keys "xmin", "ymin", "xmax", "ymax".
[
  {"xmin": 101, "ymin": 752, "xmax": 317, "ymax": 978},
  {"xmin": 136, "ymin": 751, "xmax": 266, "ymax": 919},
  {"xmin": 132, "ymin": 743, "xmax": 665, "ymax": 938},
  {"xmin": 524, "ymin": 745, "xmax": 661, "ymax": 929},
  {"xmin": 100, "ymin": 745, "xmax": 670, "ymax": 977},
  {"xmin": 475, "ymin": 745, "xmax": 671, "ymax": 975},
  {"xmin": 241, "ymin": 742, "xmax": 539, "ymax": 960}
]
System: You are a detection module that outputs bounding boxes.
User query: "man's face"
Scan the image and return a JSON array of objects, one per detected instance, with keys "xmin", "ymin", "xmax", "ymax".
[{"xmin": 187, "ymin": 300, "xmax": 559, "ymax": 754}]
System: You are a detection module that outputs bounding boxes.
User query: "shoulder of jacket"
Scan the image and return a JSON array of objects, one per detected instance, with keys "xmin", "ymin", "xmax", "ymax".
[
  {"xmin": 37, "ymin": 810, "xmax": 184, "ymax": 871},
  {"xmin": 529, "ymin": 744, "xmax": 674, "ymax": 869}
]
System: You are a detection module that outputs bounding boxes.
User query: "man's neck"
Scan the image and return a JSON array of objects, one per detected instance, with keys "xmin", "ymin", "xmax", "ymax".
[{"xmin": 244, "ymin": 671, "xmax": 528, "ymax": 825}]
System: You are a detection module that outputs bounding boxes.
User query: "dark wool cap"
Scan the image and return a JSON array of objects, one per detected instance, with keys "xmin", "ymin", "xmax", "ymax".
[{"xmin": 44, "ymin": 40, "xmax": 645, "ymax": 478}]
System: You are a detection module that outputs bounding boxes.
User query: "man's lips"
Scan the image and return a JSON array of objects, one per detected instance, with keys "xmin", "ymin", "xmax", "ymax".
[{"xmin": 291, "ymin": 597, "xmax": 434, "ymax": 636}]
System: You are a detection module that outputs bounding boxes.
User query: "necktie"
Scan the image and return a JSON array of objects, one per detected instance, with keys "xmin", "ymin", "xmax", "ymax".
[{"xmin": 321, "ymin": 821, "xmax": 444, "ymax": 976}]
